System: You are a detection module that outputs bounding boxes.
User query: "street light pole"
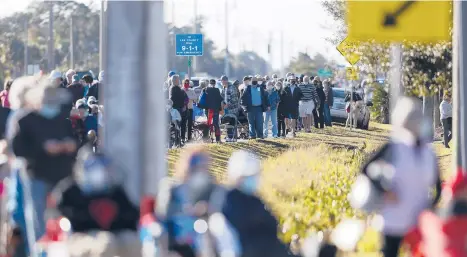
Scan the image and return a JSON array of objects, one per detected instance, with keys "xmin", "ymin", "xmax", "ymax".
[
  {"xmin": 224, "ymin": 0, "xmax": 229, "ymax": 77},
  {"xmin": 70, "ymin": 15, "xmax": 74, "ymax": 69},
  {"xmin": 99, "ymin": 0, "xmax": 105, "ymax": 72},
  {"xmin": 24, "ymin": 18, "xmax": 28, "ymax": 75},
  {"xmin": 47, "ymin": 2, "xmax": 54, "ymax": 71}
]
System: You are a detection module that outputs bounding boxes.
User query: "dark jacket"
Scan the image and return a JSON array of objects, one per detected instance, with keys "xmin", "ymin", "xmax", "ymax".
[
  {"xmin": 0, "ymin": 107, "xmax": 10, "ymax": 140},
  {"xmin": 53, "ymin": 178, "xmax": 139, "ymax": 233},
  {"xmin": 11, "ymin": 112, "xmax": 76, "ymax": 185},
  {"xmin": 222, "ymin": 189, "xmax": 292, "ymax": 257},
  {"xmin": 316, "ymin": 85, "xmax": 326, "ymax": 106},
  {"xmin": 170, "ymin": 85, "xmax": 187, "ymax": 111},
  {"xmin": 280, "ymin": 85, "xmax": 303, "ymax": 114},
  {"xmin": 240, "ymin": 85, "xmax": 270, "ymax": 112},
  {"xmin": 203, "ymin": 86, "xmax": 223, "ymax": 111},
  {"xmin": 344, "ymin": 92, "xmax": 363, "ymax": 102},
  {"xmin": 85, "ymin": 83, "xmax": 99, "ymax": 100},
  {"xmin": 67, "ymin": 82, "xmax": 85, "ymax": 105},
  {"xmin": 324, "ymin": 86, "xmax": 334, "ymax": 107}
]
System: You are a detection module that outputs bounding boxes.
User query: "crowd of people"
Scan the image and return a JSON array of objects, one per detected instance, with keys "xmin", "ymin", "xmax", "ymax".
[{"xmin": 164, "ymin": 72, "xmax": 335, "ymax": 144}]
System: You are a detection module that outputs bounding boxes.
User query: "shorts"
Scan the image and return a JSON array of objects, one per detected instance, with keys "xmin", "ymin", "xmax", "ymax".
[{"xmin": 299, "ymin": 101, "xmax": 315, "ymax": 117}]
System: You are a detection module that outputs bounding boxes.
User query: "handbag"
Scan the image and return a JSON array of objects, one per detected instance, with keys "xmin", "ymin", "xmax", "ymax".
[{"xmin": 198, "ymin": 89, "xmax": 207, "ymax": 109}]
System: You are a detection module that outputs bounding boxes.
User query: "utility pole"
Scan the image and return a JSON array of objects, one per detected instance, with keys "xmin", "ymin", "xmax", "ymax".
[
  {"xmin": 192, "ymin": 0, "xmax": 198, "ymax": 75},
  {"xmin": 99, "ymin": 0, "xmax": 105, "ymax": 72},
  {"xmin": 104, "ymin": 1, "xmax": 167, "ymax": 204},
  {"xmin": 224, "ymin": 0, "xmax": 229, "ymax": 77},
  {"xmin": 47, "ymin": 2, "xmax": 55, "ymax": 71},
  {"xmin": 280, "ymin": 31, "xmax": 284, "ymax": 76},
  {"xmin": 268, "ymin": 32, "xmax": 272, "ymax": 74},
  {"xmin": 454, "ymin": 1, "xmax": 467, "ymax": 174},
  {"xmin": 24, "ymin": 18, "xmax": 28, "ymax": 75},
  {"xmin": 389, "ymin": 44, "xmax": 403, "ymax": 122},
  {"xmin": 70, "ymin": 15, "xmax": 74, "ymax": 69}
]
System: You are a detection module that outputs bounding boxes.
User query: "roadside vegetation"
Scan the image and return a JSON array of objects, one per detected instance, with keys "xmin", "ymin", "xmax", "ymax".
[{"xmin": 167, "ymin": 123, "xmax": 452, "ymax": 255}]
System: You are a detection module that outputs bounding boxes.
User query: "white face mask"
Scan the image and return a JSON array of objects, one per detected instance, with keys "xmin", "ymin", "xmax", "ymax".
[
  {"xmin": 245, "ymin": 81, "xmax": 251, "ymax": 86},
  {"xmin": 275, "ymin": 86, "xmax": 281, "ymax": 91},
  {"xmin": 258, "ymin": 81, "xmax": 263, "ymax": 85},
  {"xmin": 166, "ymin": 105, "xmax": 172, "ymax": 110},
  {"xmin": 266, "ymin": 85, "xmax": 273, "ymax": 91}
]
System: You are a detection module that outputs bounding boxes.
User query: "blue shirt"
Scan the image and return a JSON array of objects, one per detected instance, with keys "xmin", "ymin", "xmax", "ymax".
[
  {"xmin": 83, "ymin": 84, "xmax": 90, "ymax": 97},
  {"xmin": 251, "ymin": 86, "xmax": 262, "ymax": 106},
  {"xmin": 267, "ymin": 90, "xmax": 280, "ymax": 110}
]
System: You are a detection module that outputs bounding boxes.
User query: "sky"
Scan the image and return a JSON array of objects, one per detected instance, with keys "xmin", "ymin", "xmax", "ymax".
[{"xmin": 0, "ymin": 0, "xmax": 347, "ymax": 70}]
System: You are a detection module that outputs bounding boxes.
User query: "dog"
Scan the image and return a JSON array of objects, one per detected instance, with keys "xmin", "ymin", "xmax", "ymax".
[{"xmin": 346, "ymin": 100, "xmax": 364, "ymax": 129}]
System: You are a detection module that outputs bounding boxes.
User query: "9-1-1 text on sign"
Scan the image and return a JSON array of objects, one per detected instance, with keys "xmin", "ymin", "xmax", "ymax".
[{"xmin": 175, "ymin": 34, "xmax": 204, "ymax": 57}]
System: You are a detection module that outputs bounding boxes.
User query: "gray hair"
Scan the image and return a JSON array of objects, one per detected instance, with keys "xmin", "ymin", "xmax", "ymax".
[
  {"xmin": 170, "ymin": 74, "xmax": 180, "ymax": 86},
  {"xmin": 392, "ymin": 96, "xmax": 424, "ymax": 137},
  {"xmin": 199, "ymin": 80, "xmax": 207, "ymax": 88},
  {"xmin": 303, "ymin": 76, "xmax": 310, "ymax": 83}
]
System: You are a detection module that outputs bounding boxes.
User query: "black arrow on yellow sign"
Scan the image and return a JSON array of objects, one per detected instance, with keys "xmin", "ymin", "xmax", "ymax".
[{"xmin": 383, "ymin": 0, "xmax": 416, "ymax": 27}]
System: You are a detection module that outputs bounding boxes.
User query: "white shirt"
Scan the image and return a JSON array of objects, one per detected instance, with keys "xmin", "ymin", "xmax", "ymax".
[
  {"xmin": 381, "ymin": 129, "xmax": 438, "ymax": 236},
  {"xmin": 439, "ymin": 100, "xmax": 452, "ymax": 120}
]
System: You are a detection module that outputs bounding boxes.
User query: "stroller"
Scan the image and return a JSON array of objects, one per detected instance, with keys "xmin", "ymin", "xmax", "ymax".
[{"xmin": 221, "ymin": 113, "xmax": 238, "ymax": 142}]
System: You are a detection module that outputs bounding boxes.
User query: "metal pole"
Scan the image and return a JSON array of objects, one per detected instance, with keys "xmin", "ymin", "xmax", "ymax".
[
  {"xmin": 70, "ymin": 15, "xmax": 74, "ymax": 69},
  {"xmin": 224, "ymin": 0, "xmax": 229, "ymax": 77},
  {"xmin": 280, "ymin": 31, "xmax": 284, "ymax": 76},
  {"xmin": 104, "ymin": 1, "xmax": 167, "ymax": 204},
  {"xmin": 455, "ymin": 1, "xmax": 467, "ymax": 174},
  {"xmin": 389, "ymin": 44, "xmax": 403, "ymax": 123},
  {"xmin": 47, "ymin": 2, "xmax": 54, "ymax": 71},
  {"xmin": 99, "ymin": 0, "xmax": 105, "ymax": 72},
  {"xmin": 24, "ymin": 18, "xmax": 28, "ymax": 75},
  {"xmin": 193, "ymin": 0, "xmax": 198, "ymax": 75}
]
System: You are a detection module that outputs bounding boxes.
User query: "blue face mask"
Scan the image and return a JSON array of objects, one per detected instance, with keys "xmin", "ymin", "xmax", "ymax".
[
  {"xmin": 39, "ymin": 105, "xmax": 60, "ymax": 119},
  {"xmin": 239, "ymin": 175, "xmax": 259, "ymax": 195}
]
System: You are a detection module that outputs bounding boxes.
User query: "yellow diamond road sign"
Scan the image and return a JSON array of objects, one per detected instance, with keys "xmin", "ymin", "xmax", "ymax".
[
  {"xmin": 347, "ymin": 0, "xmax": 451, "ymax": 42},
  {"xmin": 336, "ymin": 37, "xmax": 361, "ymax": 66},
  {"xmin": 346, "ymin": 67, "xmax": 358, "ymax": 81}
]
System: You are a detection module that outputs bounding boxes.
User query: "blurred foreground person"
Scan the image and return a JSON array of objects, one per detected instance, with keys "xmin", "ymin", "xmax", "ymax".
[
  {"xmin": 351, "ymin": 96, "xmax": 441, "ymax": 257},
  {"xmin": 9, "ymin": 80, "xmax": 77, "ymax": 241},
  {"xmin": 1, "ymin": 79, "xmax": 13, "ymax": 108},
  {"xmin": 223, "ymin": 150, "xmax": 293, "ymax": 257},
  {"xmin": 157, "ymin": 146, "xmax": 225, "ymax": 257},
  {"xmin": 51, "ymin": 146, "xmax": 141, "ymax": 257},
  {"xmin": 440, "ymin": 92, "xmax": 452, "ymax": 148}
]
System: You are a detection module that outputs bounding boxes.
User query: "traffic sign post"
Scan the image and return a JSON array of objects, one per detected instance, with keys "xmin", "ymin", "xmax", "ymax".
[
  {"xmin": 336, "ymin": 37, "xmax": 361, "ymax": 65},
  {"xmin": 347, "ymin": 1, "xmax": 451, "ymax": 42},
  {"xmin": 176, "ymin": 34, "xmax": 203, "ymax": 80}
]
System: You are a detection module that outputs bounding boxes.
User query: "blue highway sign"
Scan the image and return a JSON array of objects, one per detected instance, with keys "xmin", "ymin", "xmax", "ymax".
[{"xmin": 175, "ymin": 34, "xmax": 203, "ymax": 56}]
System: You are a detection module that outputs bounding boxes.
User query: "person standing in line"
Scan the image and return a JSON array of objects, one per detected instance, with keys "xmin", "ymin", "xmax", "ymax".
[
  {"xmin": 0, "ymin": 79, "xmax": 13, "ymax": 108},
  {"xmin": 169, "ymin": 75, "xmax": 188, "ymax": 143},
  {"xmin": 312, "ymin": 78, "xmax": 326, "ymax": 129},
  {"xmin": 203, "ymin": 79, "xmax": 224, "ymax": 143},
  {"xmin": 263, "ymin": 81, "xmax": 280, "ymax": 138},
  {"xmin": 298, "ymin": 76, "xmax": 319, "ymax": 133},
  {"xmin": 222, "ymin": 76, "xmax": 240, "ymax": 142},
  {"xmin": 440, "ymin": 92, "xmax": 452, "ymax": 148},
  {"xmin": 323, "ymin": 80, "xmax": 334, "ymax": 127},
  {"xmin": 281, "ymin": 75, "xmax": 303, "ymax": 138},
  {"xmin": 65, "ymin": 69, "xmax": 76, "ymax": 87},
  {"xmin": 182, "ymin": 78, "xmax": 197, "ymax": 142},
  {"xmin": 240, "ymin": 77, "xmax": 269, "ymax": 139},
  {"xmin": 276, "ymin": 82, "xmax": 286, "ymax": 138}
]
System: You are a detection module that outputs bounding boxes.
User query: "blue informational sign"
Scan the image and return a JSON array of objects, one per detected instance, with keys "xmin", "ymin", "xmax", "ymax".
[
  {"xmin": 318, "ymin": 68, "xmax": 333, "ymax": 78},
  {"xmin": 175, "ymin": 34, "xmax": 203, "ymax": 56}
]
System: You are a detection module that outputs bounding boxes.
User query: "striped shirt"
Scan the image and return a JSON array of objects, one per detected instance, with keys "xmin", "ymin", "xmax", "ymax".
[{"xmin": 299, "ymin": 83, "xmax": 319, "ymax": 103}]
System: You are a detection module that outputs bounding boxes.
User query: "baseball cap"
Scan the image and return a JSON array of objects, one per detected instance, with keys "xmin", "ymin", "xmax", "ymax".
[
  {"xmin": 168, "ymin": 71, "xmax": 176, "ymax": 77},
  {"xmin": 243, "ymin": 76, "xmax": 250, "ymax": 81}
]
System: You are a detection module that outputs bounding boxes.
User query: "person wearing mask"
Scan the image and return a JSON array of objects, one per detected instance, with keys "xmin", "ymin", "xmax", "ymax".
[
  {"xmin": 223, "ymin": 150, "xmax": 292, "ymax": 257},
  {"xmin": 0, "ymin": 79, "xmax": 13, "ymax": 108},
  {"xmin": 221, "ymin": 76, "xmax": 240, "ymax": 142},
  {"xmin": 276, "ymin": 82, "xmax": 287, "ymax": 138},
  {"xmin": 9, "ymin": 81, "xmax": 77, "ymax": 244},
  {"xmin": 323, "ymin": 80, "xmax": 334, "ymax": 127},
  {"xmin": 271, "ymin": 74, "xmax": 278, "ymax": 83},
  {"xmin": 202, "ymin": 79, "xmax": 223, "ymax": 143},
  {"xmin": 157, "ymin": 146, "xmax": 224, "ymax": 257},
  {"xmin": 238, "ymin": 76, "xmax": 251, "ymax": 95},
  {"xmin": 66, "ymin": 74, "xmax": 85, "ymax": 106},
  {"xmin": 312, "ymin": 78, "xmax": 326, "ymax": 129},
  {"xmin": 240, "ymin": 76, "xmax": 270, "ymax": 139},
  {"xmin": 356, "ymin": 97, "xmax": 441, "ymax": 257},
  {"xmin": 264, "ymin": 75, "xmax": 270, "ymax": 84},
  {"xmin": 440, "ymin": 92, "xmax": 452, "ymax": 148},
  {"xmin": 65, "ymin": 69, "xmax": 76, "ymax": 86},
  {"xmin": 182, "ymin": 79, "xmax": 197, "ymax": 142},
  {"xmin": 298, "ymin": 76, "xmax": 319, "ymax": 133},
  {"xmin": 263, "ymin": 81, "xmax": 280, "ymax": 138},
  {"xmin": 257, "ymin": 75, "xmax": 266, "ymax": 90},
  {"xmin": 51, "ymin": 146, "xmax": 141, "ymax": 257},
  {"xmin": 281, "ymin": 75, "xmax": 303, "ymax": 137}
]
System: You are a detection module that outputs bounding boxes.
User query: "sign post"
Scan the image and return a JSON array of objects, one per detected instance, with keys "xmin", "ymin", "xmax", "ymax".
[{"xmin": 176, "ymin": 34, "xmax": 204, "ymax": 80}]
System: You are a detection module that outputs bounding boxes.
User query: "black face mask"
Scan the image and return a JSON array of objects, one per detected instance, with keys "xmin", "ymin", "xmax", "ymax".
[
  {"xmin": 252, "ymin": 81, "xmax": 258, "ymax": 85},
  {"xmin": 291, "ymin": 81, "xmax": 296, "ymax": 85}
]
